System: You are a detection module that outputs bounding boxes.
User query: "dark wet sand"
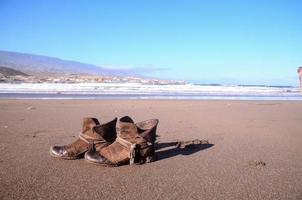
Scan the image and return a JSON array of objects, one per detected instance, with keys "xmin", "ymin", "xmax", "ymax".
[{"xmin": 0, "ymin": 100, "xmax": 301, "ymax": 200}]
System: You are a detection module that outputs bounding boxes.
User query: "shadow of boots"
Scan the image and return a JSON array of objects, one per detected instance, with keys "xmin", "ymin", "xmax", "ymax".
[{"xmin": 155, "ymin": 141, "xmax": 214, "ymax": 161}]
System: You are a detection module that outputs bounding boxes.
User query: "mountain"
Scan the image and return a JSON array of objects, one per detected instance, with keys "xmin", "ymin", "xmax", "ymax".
[
  {"xmin": 0, "ymin": 50, "xmax": 137, "ymax": 77},
  {"xmin": 0, "ymin": 66, "xmax": 29, "ymax": 77}
]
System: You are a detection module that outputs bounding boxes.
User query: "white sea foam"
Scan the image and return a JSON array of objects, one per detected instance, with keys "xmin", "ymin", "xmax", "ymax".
[{"xmin": 0, "ymin": 83, "xmax": 301, "ymax": 100}]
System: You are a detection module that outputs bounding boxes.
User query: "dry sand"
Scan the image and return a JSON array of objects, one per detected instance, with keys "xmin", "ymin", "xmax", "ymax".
[{"xmin": 0, "ymin": 100, "xmax": 301, "ymax": 200}]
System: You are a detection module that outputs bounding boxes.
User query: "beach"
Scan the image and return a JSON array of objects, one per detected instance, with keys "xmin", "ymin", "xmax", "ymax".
[{"xmin": 0, "ymin": 99, "xmax": 301, "ymax": 199}]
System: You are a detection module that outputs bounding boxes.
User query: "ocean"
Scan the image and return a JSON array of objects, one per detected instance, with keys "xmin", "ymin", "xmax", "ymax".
[{"xmin": 0, "ymin": 82, "xmax": 301, "ymax": 100}]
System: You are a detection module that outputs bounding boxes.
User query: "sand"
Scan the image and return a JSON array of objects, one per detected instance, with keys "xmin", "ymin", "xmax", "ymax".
[{"xmin": 0, "ymin": 100, "xmax": 301, "ymax": 200}]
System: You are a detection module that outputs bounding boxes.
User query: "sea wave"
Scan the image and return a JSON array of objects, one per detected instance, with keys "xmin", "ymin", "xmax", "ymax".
[{"xmin": 0, "ymin": 83, "xmax": 301, "ymax": 100}]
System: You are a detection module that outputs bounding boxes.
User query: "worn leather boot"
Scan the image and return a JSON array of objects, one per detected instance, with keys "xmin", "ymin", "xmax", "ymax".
[
  {"xmin": 50, "ymin": 117, "xmax": 117, "ymax": 159},
  {"xmin": 85, "ymin": 116, "xmax": 159, "ymax": 166}
]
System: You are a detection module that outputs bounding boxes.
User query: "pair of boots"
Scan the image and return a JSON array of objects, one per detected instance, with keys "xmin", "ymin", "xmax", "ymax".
[{"xmin": 50, "ymin": 116, "xmax": 159, "ymax": 166}]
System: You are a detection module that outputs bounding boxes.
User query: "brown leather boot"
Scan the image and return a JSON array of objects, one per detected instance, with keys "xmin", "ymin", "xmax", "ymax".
[
  {"xmin": 84, "ymin": 116, "xmax": 159, "ymax": 165},
  {"xmin": 50, "ymin": 117, "xmax": 117, "ymax": 159}
]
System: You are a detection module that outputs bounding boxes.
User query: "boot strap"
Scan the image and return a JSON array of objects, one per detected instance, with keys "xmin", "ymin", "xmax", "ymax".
[
  {"xmin": 129, "ymin": 144, "xmax": 137, "ymax": 165},
  {"xmin": 79, "ymin": 132, "xmax": 107, "ymax": 144},
  {"xmin": 115, "ymin": 136, "xmax": 132, "ymax": 148},
  {"xmin": 115, "ymin": 136, "xmax": 137, "ymax": 165},
  {"xmin": 116, "ymin": 136, "xmax": 153, "ymax": 165}
]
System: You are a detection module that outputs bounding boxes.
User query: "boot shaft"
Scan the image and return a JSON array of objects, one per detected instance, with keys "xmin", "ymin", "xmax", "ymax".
[
  {"xmin": 82, "ymin": 118, "xmax": 100, "ymax": 133},
  {"xmin": 94, "ymin": 117, "xmax": 117, "ymax": 143},
  {"xmin": 117, "ymin": 116, "xmax": 139, "ymax": 142},
  {"xmin": 136, "ymin": 119, "xmax": 159, "ymax": 144}
]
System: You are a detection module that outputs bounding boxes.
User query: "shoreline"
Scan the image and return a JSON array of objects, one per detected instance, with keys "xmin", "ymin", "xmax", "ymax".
[
  {"xmin": 0, "ymin": 93, "xmax": 301, "ymax": 100},
  {"xmin": 0, "ymin": 82, "xmax": 301, "ymax": 101}
]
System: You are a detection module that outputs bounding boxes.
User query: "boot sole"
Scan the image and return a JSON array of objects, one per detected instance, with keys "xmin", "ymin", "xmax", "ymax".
[
  {"xmin": 84, "ymin": 158, "xmax": 115, "ymax": 167},
  {"xmin": 49, "ymin": 148, "xmax": 85, "ymax": 160},
  {"xmin": 84, "ymin": 154, "xmax": 117, "ymax": 167}
]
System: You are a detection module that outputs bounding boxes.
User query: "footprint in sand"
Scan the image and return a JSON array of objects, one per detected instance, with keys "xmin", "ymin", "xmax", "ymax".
[
  {"xmin": 27, "ymin": 106, "xmax": 36, "ymax": 110},
  {"xmin": 248, "ymin": 160, "xmax": 266, "ymax": 168}
]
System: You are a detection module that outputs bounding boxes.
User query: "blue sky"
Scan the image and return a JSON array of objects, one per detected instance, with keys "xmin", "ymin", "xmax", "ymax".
[{"xmin": 0, "ymin": 0, "xmax": 301, "ymax": 85}]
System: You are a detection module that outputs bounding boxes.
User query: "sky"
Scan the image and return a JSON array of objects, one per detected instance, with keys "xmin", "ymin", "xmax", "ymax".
[{"xmin": 0, "ymin": 0, "xmax": 301, "ymax": 85}]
